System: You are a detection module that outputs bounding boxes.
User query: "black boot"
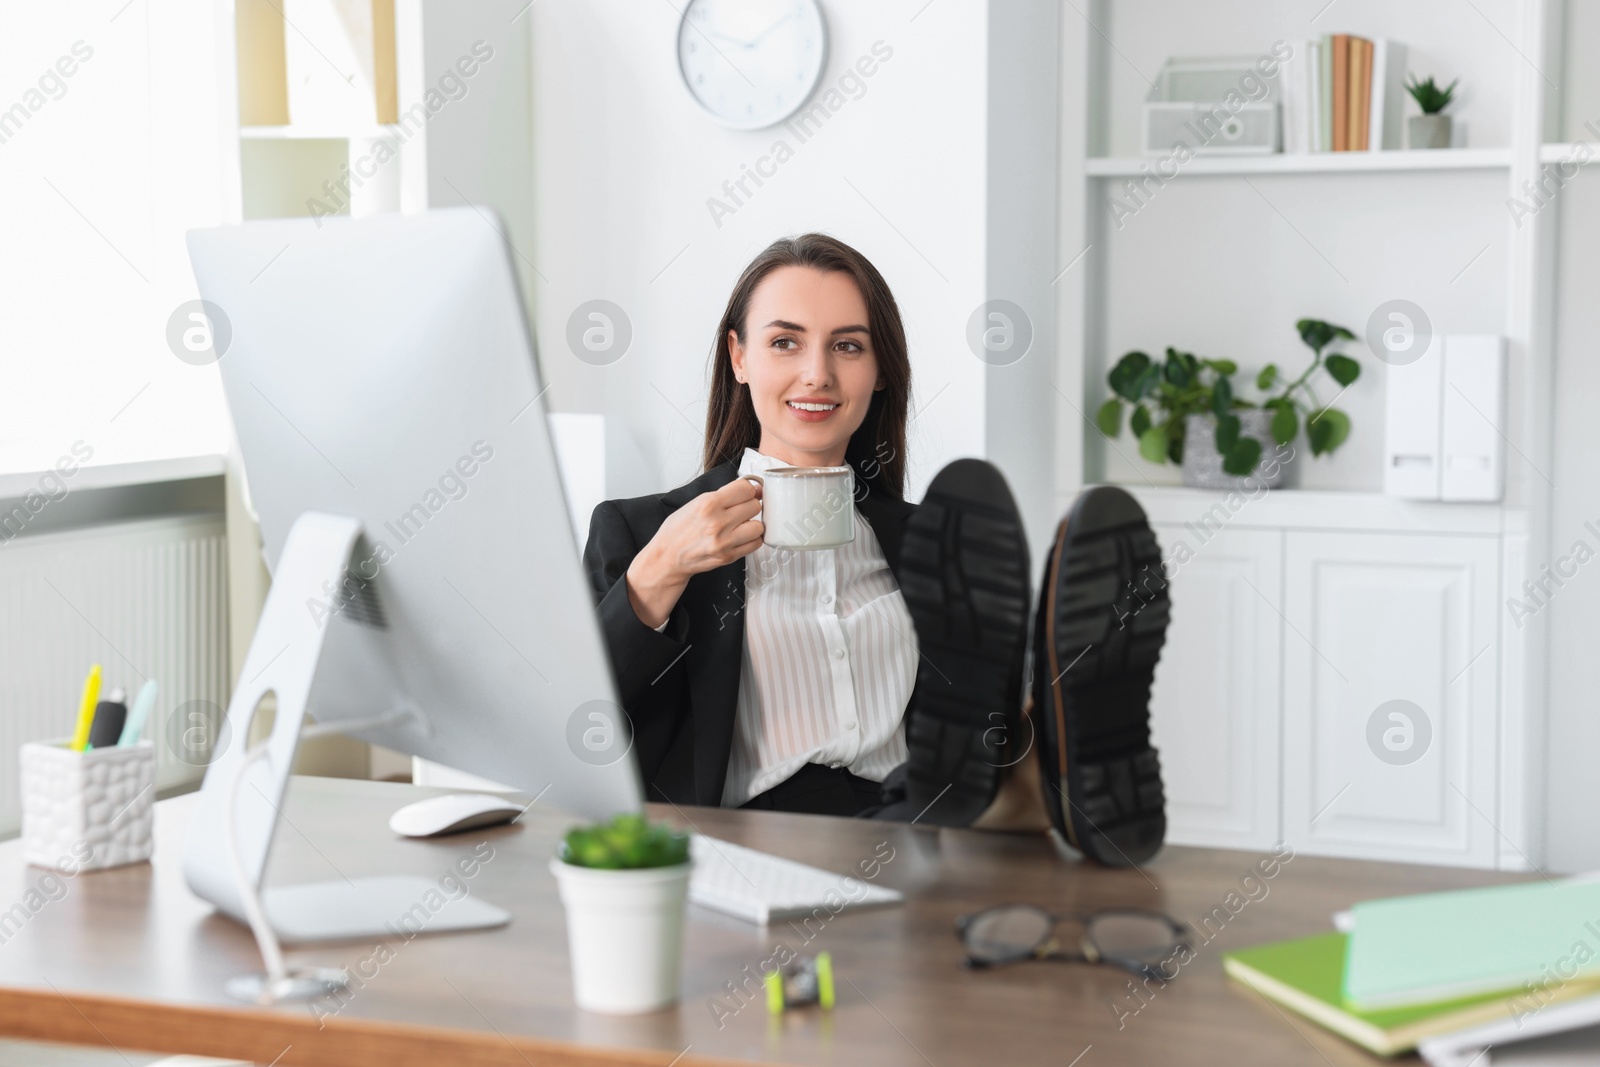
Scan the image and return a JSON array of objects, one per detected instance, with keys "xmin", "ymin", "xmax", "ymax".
[
  {"xmin": 1033, "ymin": 486, "xmax": 1169, "ymax": 865},
  {"xmin": 897, "ymin": 459, "xmax": 1031, "ymax": 827}
]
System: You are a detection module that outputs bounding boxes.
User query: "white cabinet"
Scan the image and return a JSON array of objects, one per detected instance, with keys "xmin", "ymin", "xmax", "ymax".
[
  {"xmin": 1149, "ymin": 525, "xmax": 1282, "ymax": 850},
  {"xmin": 1116, "ymin": 487, "xmax": 1517, "ymax": 869},
  {"xmin": 1280, "ymin": 531, "xmax": 1500, "ymax": 866}
]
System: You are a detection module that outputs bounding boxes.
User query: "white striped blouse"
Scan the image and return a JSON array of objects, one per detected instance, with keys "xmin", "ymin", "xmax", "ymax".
[{"xmin": 720, "ymin": 448, "xmax": 918, "ymax": 807}]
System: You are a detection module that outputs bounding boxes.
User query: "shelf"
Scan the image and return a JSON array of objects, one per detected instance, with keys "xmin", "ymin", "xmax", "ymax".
[
  {"xmin": 1540, "ymin": 142, "xmax": 1599, "ymax": 162},
  {"xmin": 240, "ymin": 124, "xmax": 403, "ymax": 141},
  {"xmin": 1081, "ymin": 483, "xmax": 1512, "ymax": 537},
  {"xmin": 1085, "ymin": 148, "xmax": 1511, "ymax": 177}
]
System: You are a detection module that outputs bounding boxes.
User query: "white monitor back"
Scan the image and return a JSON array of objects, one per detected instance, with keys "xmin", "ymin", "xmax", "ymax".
[{"xmin": 185, "ymin": 209, "xmax": 641, "ymax": 824}]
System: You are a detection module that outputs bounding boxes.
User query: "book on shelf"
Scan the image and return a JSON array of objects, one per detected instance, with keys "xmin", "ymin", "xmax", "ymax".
[
  {"xmin": 1331, "ymin": 34, "xmax": 1349, "ymax": 151},
  {"xmin": 1279, "ymin": 34, "xmax": 1403, "ymax": 153},
  {"xmin": 1308, "ymin": 40, "xmax": 1323, "ymax": 152},
  {"xmin": 1318, "ymin": 35, "xmax": 1333, "ymax": 151},
  {"xmin": 1280, "ymin": 43, "xmax": 1303, "ymax": 153},
  {"xmin": 1368, "ymin": 39, "xmax": 1408, "ymax": 150},
  {"xmin": 1351, "ymin": 36, "xmax": 1372, "ymax": 150},
  {"xmin": 1222, "ymin": 931, "xmax": 1600, "ymax": 1058}
]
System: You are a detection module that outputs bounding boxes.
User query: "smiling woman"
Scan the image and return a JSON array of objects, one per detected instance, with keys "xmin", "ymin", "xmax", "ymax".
[
  {"xmin": 705, "ymin": 237, "xmax": 910, "ymax": 494},
  {"xmin": 581, "ymin": 234, "xmax": 935, "ymax": 817}
]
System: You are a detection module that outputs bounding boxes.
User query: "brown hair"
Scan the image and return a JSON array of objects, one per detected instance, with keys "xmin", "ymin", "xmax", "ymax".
[{"xmin": 701, "ymin": 234, "xmax": 911, "ymax": 500}]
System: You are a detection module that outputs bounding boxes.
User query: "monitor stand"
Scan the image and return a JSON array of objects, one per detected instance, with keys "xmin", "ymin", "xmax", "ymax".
[{"xmin": 180, "ymin": 512, "xmax": 510, "ymax": 1004}]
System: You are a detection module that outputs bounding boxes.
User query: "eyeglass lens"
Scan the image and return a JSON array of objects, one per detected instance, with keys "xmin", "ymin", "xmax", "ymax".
[
  {"xmin": 1084, "ymin": 912, "xmax": 1183, "ymax": 964},
  {"xmin": 961, "ymin": 905, "xmax": 1054, "ymax": 963}
]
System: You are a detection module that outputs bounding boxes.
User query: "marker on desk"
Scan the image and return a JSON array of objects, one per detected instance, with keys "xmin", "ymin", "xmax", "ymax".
[
  {"xmin": 69, "ymin": 665, "xmax": 101, "ymax": 752},
  {"xmin": 119, "ymin": 679, "xmax": 157, "ymax": 746},
  {"xmin": 87, "ymin": 688, "xmax": 128, "ymax": 751}
]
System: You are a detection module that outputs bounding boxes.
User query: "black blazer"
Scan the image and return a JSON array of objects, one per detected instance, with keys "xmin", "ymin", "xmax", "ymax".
[{"xmin": 582, "ymin": 461, "xmax": 917, "ymax": 806}]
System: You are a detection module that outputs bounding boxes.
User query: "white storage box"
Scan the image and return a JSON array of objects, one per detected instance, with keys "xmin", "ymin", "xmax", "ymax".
[
  {"xmin": 21, "ymin": 738, "xmax": 156, "ymax": 871},
  {"xmin": 1142, "ymin": 57, "xmax": 1280, "ymax": 155}
]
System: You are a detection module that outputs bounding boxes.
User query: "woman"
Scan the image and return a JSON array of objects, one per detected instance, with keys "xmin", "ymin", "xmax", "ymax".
[{"xmin": 582, "ymin": 234, "xmax": 1038, "ymax": 824}]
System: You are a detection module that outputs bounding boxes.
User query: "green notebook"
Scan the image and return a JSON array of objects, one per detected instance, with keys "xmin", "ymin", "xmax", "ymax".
[
  {"xmin": 1345, "ymin": 881, "xmax": 1600, "ymax": 1010},
  {"xmin": 1223, "ymin": 932, "xmax": 1600, "ymax": 1058}
]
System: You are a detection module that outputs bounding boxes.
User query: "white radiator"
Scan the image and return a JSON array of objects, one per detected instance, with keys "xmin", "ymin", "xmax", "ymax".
[{"xmin": 0, "ymin": 515, "xmax": 229, "ymax": 835}]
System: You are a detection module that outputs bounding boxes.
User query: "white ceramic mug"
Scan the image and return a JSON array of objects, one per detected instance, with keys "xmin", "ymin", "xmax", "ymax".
[{"xmin": 745, "ymin": 466, "xmax": 855, "ymax": 550}]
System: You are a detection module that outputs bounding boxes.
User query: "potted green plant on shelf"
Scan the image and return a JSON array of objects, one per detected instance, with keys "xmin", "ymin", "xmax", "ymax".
[
  {"xmin": 550, "ymin": 812, "xmax": 692, "ymax": 1014},
  {"xmin": 1095, "ymin": 347, "xmax": 1250, "ymax": 482},
  {"xmin": 1406, "ymin": 74, "xmax": 1458, "ymax": 149},
  {"xmin": 1095, "ymin": 318, "xmax": 1361, "ymax": 490}
]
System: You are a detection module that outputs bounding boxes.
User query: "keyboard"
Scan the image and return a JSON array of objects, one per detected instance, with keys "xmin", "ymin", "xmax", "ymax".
[{"xmin": 688, "ymin": 835, "xmax": 904, "ymax": 925}]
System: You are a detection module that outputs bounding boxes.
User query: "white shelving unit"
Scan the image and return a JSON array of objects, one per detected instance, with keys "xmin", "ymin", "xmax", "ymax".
[
  {"xmin": 1085, "ymin": 147, "xmax": 1511, "ymax": 176},
  {"xmin": 218, "ymin": 0, "xmax": 533, "ymax": 238},
  {"xmin": 1538, "ymin": 141, "xmax": 1599, "ymax": 162},
  {"xmin": 211, "ymin": 0, "xmax": 535, "ymax": 781},
  {"xmin": 1054, "ymin": 0, "xmax": 1574, "ymax": 869}
]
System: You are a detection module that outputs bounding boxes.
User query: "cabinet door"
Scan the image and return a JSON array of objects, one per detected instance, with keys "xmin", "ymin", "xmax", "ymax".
[
  {"xmin": 1149, "ymin": 525, "xmax": 1283, "ymax": 850},
  {"xmin": 1281, "ymin": 532, "xmax": 1499, "ymax": 867}
]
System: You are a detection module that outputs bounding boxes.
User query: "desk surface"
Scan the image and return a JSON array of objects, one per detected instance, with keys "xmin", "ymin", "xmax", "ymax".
[{"xmin": 0, "ymin": 777, "xmax": 1523, "ymax": 1067}]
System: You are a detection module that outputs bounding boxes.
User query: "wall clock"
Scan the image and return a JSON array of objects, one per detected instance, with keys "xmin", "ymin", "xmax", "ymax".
[{"xmin": 676, "ymin": 0, "xmax": 828, "ymax": 130}]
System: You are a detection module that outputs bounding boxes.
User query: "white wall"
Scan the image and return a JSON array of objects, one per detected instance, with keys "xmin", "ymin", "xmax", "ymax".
[
  {"xmin": 529, "ymin": 0, "xmax": 1057, "ymax": 527},
  {"xmin": 0, "ymin": 1, "xmax": 231, "ymax": 474},
  {"xmin": 1542, "ymin": 171, "xmax": 1600, "ymax": 873},
  {"xmin": 1559, "ymin": 0, "xmax": 1600, "ymax": 140},
  {"xmin": 985, "ymin": 1, "xmax": 1061, "ymax": 552}
]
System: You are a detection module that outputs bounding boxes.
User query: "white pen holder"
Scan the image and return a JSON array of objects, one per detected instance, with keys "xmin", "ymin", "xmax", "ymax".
[{"xmin": 20, "ymin": 738, "xmax": 156, "ymax": 871}]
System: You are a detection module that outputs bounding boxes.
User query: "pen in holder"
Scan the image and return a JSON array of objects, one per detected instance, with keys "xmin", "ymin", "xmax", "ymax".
[{"xmin": 20, "ymin": 737, "xmax": 156, "ymax": 872}]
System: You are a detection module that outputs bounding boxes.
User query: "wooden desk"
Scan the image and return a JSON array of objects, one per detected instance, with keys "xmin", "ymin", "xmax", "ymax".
[{"xmin": 0, "ymin": 777, "xmax": 1522, "ymax": 1067}]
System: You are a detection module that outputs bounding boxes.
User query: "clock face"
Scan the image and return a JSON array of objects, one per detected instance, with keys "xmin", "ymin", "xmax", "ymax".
[{"xmin": 676, "ymin": 0, "xmax": 828, "ymax": 130}]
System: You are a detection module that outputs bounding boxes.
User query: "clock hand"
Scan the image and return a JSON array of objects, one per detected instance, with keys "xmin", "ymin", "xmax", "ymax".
[
  {"xmin": 700, "ymin": 27, "xmax": 754, "ymax": 47},
  {"xmin": 745, "ymin": 9, "xmax": 800, "ymax": 47}
]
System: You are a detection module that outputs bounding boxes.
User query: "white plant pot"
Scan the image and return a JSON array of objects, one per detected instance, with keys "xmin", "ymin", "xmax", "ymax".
[
  {"xmin": 1181, "ymin": 411, "xmax": 1290, "ymax": 491},
  {"xmin": 1408, "ymin": 114, "xmax": 1452, "ymax": 149},
  {"xmin": 550, "ymin": 858, "xmax": 691, "ymax": 1014}
]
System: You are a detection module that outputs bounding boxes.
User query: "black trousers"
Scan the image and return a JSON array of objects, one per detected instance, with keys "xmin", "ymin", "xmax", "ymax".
[{"xmin": 738, "ymin": 762, "xmax": 913, "ymax": 819}]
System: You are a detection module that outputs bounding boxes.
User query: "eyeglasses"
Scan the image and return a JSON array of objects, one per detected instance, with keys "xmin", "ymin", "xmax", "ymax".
[{"xmin": 954, "ymin": 905, "xmax": 1190, "ymax": 981}]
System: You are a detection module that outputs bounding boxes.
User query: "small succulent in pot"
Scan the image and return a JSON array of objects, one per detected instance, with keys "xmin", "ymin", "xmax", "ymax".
[
  {"xmin": 551, "ymin": 812, "xmax": 695, "ymax": 1013},
  {"xmin": 1404, "ymin": 75, "xmax": 1458, "ymax": 149},
  {"xmin": 1404, "ymin": 74, "xmax": 1458, "ymax": 116},
  {"xmin": 559, "ymin": 812, "xmax": 690, "ymax": 869}
]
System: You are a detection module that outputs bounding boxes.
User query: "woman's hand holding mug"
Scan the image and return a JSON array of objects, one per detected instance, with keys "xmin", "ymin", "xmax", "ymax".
[{"xmin": 626, "ymin": 477, "xmax": 764, "ymax": 629}]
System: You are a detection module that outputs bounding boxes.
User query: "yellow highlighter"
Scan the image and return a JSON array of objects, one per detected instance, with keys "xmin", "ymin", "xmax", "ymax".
[{"xmin": 70, "ymin": 664, "xmax": 102, "ymax": 752}]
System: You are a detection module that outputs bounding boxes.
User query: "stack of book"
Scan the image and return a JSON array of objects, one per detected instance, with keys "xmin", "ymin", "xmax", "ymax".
[
  {"xmin": 1223, "ymin": 880, "xmax": 1600, "ymax": 1060},
  {"xmin": 1278, "ymin": 36, "xmax": 1409, "ymax": 153}
]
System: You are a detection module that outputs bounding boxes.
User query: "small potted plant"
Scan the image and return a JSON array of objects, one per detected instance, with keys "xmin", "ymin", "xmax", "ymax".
[
  {"xmin": 1096, "ymin": 319, "xmax": 1360, "ymax": 490},
  {"xmin": 1095, "ymin": 347, "xmax": 1267, "ymax": 488},
  {"xmin": 550, "ymin": 812, "xmax": 692, "ymax": 1014},
  {"xmin": 1406, "ymin": 74, "xmax": 1458, "ymax": 149}
]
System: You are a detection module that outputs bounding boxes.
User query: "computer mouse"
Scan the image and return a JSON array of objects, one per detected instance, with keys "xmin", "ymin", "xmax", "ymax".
[{"xmin": 389, "ymin": 793, "xmax": 524, "ymax": 838}]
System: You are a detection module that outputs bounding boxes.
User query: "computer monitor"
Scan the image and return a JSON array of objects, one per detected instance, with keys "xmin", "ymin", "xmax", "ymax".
[{"xmin": 181, "ymin": 209, "xmax": 641, "ymax": 951}]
